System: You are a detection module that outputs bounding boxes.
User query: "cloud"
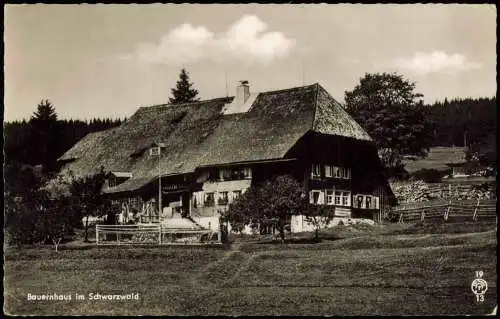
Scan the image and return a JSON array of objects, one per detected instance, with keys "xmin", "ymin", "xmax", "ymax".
[
  {"xmin": 118, "ymin": 14, "xmax": 295, "ymax": 65},
  {"xmin": 390, "ymin": 51, "xmax": 482, "ymax": 75}
]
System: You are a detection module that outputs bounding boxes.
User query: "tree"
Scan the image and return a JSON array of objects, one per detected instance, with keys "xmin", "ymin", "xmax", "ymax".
[
  {"xmin": 302, "ymin": 204, "xmax": 335, "ymax": 242},
  {"xmin": 28, "ymin": 99, "xmax": 60, "ymax": 172},
  {"xmin": 345, "ymin": 73, "xmax": 433, "ymax": 176},
  {"xmin": 224, "ymin": 175, "xmax": 305, "ymax": 242},
  {"xmin": 69, "ymin": 168, "xmax": 110, "ymax": 242},
  {"xmin": 169, "ymin": 68, "xmax": 200, "ymax": 104},
  {"xmin": 37, "ymin": 196, "xmax": 73, "ymax": 251},
  {"xmin": 466, "ymin": 131, "xmax": 496, "ymax": 167},
  {"xmin": 4, "ymin": 163, "xmax": 45, "ymax": 198}
]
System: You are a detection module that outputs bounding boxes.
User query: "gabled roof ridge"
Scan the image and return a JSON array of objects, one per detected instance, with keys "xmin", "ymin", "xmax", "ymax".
[
  {"xmin": 258, "ymin": 83, "xmax": 319, "ymax": 96},
  {"xmin": 139, "ymin": 84, "xmax": 318, "ymax": 111},
  {"xmin": 139, "ymin": 96, "xmax": 233, "ymax": 110}
]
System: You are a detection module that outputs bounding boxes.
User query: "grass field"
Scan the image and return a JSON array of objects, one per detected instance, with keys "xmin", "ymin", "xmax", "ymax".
[{"xmin": 4, "ymin": 221, "xmax": 497, "ymax": 316}]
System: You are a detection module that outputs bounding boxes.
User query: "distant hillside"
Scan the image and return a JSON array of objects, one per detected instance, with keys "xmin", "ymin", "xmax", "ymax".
[{"xmin": 403, "ymin": 146, "xmax": 466, "ymax": 174}]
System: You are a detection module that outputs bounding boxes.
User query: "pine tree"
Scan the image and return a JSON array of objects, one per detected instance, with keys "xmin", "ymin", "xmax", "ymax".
[
  {"xmin": 169, "ymin": 68, "xmax": 200, "ymax": 104},
  {"xmin": 29, "ymin": 99, "xmax": 60, "ymax": 171}
]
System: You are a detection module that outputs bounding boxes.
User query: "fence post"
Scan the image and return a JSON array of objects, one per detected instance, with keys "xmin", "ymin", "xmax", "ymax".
[
  {"xmin": 159, "ymin": 225, "xmax": 162, "ymax": 245},
  {"xmin": 444, "ymin": 200, "xmax": 451, "ymax": 221},
  {"xmin": 399, "ymin": 212, "xmax": 404, "ymax": 224},
  {"xmin": 96, "ymin": 225, "xmax": 99, "ymax": 245},
  {"xmin": 421, "ymin": 210, "xmax": 425, "ymax": 222},
  {"xmin": 218, "ymin": 219, "xmax": 222, "ymax": 243},
  {"xmin": 473, "ymin": 198, "xmax": 480, "ymax": 221}
]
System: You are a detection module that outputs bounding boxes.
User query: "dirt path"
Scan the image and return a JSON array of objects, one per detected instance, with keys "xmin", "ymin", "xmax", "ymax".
[
  {"xmin": 189, "ymin": 242, "xmax": 243, "ymax": 287},
  {"xmin": 220, "ymin": 251, "xmax": 262, "ymax": 288}
]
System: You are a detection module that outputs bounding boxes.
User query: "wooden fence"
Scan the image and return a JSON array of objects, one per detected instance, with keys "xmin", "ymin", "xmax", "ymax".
[
  {"xmin": 95, "ymin": 224, "xmax": 220, "ymax": 245},
  {"xmin": 392, "ymin": 198, "xmax": 497, "ymax": 224}
]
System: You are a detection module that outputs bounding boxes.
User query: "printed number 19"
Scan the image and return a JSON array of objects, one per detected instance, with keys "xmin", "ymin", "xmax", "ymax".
[{"xmin": 476, "ymin": 271, "xmax": 483, "ymax": 278}]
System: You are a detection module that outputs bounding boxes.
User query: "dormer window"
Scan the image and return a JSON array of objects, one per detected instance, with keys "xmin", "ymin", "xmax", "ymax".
[{"xmin": 149, "ymin": 142, "xmax": 166, "ymax": 157}]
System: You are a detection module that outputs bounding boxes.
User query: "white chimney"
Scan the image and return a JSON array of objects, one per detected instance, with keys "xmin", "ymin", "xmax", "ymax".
[{"xmin": 236, "ymin": 80, "xmax": 250, "ymax": 105}]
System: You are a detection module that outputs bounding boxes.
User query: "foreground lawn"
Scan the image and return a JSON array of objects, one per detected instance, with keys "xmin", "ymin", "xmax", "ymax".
[{"xmin": 4, "ymin": 222, "xmax": 497, "ymax": 315}]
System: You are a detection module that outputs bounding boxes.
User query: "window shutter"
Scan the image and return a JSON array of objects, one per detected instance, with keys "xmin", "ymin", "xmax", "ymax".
[{"xmin": 318, "ymin": 191, "xmax": 325, "ymax": 205}]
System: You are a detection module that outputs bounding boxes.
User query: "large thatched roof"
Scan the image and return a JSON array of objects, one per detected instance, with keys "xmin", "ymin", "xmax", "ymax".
[{"xmin": 58, "ymin": 83, "xmax": 373, "ymax": 194}]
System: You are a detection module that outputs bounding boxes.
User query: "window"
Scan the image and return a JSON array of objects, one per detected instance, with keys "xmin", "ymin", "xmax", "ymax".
[
  {"xmin": 310, "ymin": 190, "xmax": 321, "ymax": 204},
  {"xmin": 208, "ymin": 171, "xmax": 218, "ymax": 182},
  {"xmin": 149, "ymin": 146, "xmax": 160, "ymax": 157},
  {"xmin": 365, "ymin": 196, "xmax": 372, "ymax": 209},
  {"xmin": 233, "ymin": 190, "xmax": 242, "ymax": 200},
  {"xmin": 204, "ymin": 192, "xmax": 215, "ymax": 207},
  {"xmin": 342, "ymin": 192, "xmax": 350, "ymax": 206},
  {"xmin": 326, "ymin": 189, "xmax": 334, "ymax": 205},
  {"xmin": 311, "ymin": 164, "xmax": 321, "ymax": 179},
  {"xmin": 334, "ymin": 191, "xmax": 351, "ymax": 206},
  {"xmin": 332, "ymin": 166, "xmax": 351, "ymax": 179},
  {"xmin": 220, "ymin": 169, "xmax": 232, "ymax": 181},
  {"xmin": 355, "ymin": 195, "xmax": 380, "ymax": 209},
  {"xmin": 335, "ymin": 167, "xmax": 342, "ymax": 178},
  {"xmin": 218, "ymin": 167, "xmax": 251, "ymax": 181},
  {"xmin": 355, "ymin": 195, "xmax": 364, "ymax": 208},
  {"xmin": 218, "ymin": 192, "xmax": 229, "ymax": 205},
  {"xmin": 334, "ymin": 191, "xmax": 341, "ymax": 205},
  {"xmin": 243, "ymin": 167, "xmax": 252, "ymax": 179},
  {"xmin": 325, "ymin": 165, "xmax": 333, "ymax": 178}
]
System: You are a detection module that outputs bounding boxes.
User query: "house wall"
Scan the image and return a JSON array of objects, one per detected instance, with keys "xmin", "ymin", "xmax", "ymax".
[
  {"xmin": 111, "ymin": 133, "xmax": 392, "ymax": 228},
  {"xmin": 285, "ymin": 132, "xmax": 389, "ymax": 222},
  {"xmin": 191, "ymin": 179, "xmax": 251, "ymax": 217}
]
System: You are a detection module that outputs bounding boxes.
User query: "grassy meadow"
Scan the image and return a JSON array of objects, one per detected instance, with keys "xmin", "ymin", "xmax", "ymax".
[{"xmin": 4, "ymin": 221, "xmax": 497, "ymax": 316}]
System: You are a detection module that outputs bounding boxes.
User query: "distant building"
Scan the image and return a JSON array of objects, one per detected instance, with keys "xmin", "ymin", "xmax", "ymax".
[{"xmin": 57, "ymin": 82, "xmax": 395, "ymax": 232}]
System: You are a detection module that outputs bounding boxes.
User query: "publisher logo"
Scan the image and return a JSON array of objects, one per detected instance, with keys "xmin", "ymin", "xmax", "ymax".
[{"xmin": 471, "ymin": 271, "xmax": 488, "ymax": 303}]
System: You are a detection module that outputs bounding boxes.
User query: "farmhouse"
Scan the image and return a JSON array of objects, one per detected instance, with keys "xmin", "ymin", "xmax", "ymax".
[{"xmin": 58, "ymin": 82, "xmax": 395, "ymax": 233}]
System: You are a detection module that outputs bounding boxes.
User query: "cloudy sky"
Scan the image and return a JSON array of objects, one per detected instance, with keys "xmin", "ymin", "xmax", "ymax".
[{"xmin": 4, "ymin": 4, "xmax": 496, "ymax": 121}]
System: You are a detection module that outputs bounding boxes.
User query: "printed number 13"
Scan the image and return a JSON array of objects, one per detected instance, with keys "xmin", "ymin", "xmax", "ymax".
[{"xmin": 476, "ymin": 294, "xmax": 485, "ymax": 302}]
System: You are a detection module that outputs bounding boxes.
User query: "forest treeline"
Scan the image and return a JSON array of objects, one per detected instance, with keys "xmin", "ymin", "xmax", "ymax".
[
  {"xmin": 425, "ymin": 97, "xmax": 496, "ymax": 148},
  {"xmin": 4, "ymin": 116, "xmax": 124, "ymax": 167}
]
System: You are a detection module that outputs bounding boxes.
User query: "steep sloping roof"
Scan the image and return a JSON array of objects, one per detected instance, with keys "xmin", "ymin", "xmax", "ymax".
[
  {"xmin": 59, "ymin": 83, "xmax": 373, "ymax": 194},
  {"xmin": 59, "ymin": 130, "xmax": 111, "ymax": 161},
  {"xmin": 313, "ymin": 85, "xmax": 373, "ymax": 141}
]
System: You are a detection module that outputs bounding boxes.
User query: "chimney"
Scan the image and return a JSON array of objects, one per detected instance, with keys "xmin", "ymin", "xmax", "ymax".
[{"xmin": 236, "ymin": 80, "xmax": 250, "ymax": 105}]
